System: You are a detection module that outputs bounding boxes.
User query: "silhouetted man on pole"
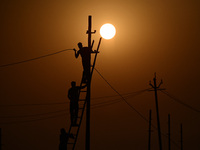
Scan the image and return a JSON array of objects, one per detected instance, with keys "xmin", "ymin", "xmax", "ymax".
[
  {"xmin": 68, "ymin": 81, "xmax": 86, "ymax": 126},
  {"xmin": 59, "ymin": 128, "xmax": 74, "ymax": 150},
  {"xmin": 73, "ymin": 42, "xmax": 97, "ymax": 83}
]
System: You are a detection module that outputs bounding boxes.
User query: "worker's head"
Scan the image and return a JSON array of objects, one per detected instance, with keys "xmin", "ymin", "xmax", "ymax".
[
  {"xmin": 71, "ymin": 81, "xmax": 76, "ymax": 87},
  {"xmin": 78, "ymin": 42, "xmax": 83, "ymax": 49}
]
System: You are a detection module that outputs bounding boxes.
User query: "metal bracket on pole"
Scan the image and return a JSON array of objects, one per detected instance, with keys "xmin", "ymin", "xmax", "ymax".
[{"xmin": 86, "ymin": 30, "xmax": 96, "ymax": 34}]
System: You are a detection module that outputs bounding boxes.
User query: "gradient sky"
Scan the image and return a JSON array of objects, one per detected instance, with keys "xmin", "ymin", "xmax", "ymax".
[{"xmin": 0, "ymin": 0, "xmax": 200, "ymax": 150}]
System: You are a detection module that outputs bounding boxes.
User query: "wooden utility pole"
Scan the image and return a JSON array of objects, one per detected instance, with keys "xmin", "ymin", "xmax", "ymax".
[
  {"xmin": 180, "ymin": 124, "xmax": 183, "ymax": 150},
  {"xmin": 0, "ymin": 128, "xmax": 2, "ymax": 150},
  {"xmin": 86, "ymin": 15, "xmax": 96, "ymax": 150},
  {"xmin": 149, "ymin": 73, "xmax": 165, "ymax": 150},
  {"xmin": 148, "ymin": 110, "xmax": 152, "ymax": 150},
  {"xmin": 168, "ymin": 114, "xmax": 171, "ymax": 150}
]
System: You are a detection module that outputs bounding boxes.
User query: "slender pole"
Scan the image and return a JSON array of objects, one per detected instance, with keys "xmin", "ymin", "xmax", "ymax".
[
  {"xmin": 150, "ymin": 73, "xmax": 162, "ymax": 150},
  {"xmin": 154, "ymin": 76, "xmax": 162, "ymax": 150},
  {"xmin": 168, "ymin": 114, "xmax": 171, "ymax": 150},
  {"xmin": 148, "ymin": 110, "xmax": 152, "ymax": 150},
  {"xmin": 0, "ymin": 128, "xmax": 2, "ymax": 150},
  {"xmin": 180, "ymin": 124, "xmax": 183, "ymax": 150},
  {"xmin": 86, "ymin": 15, "xmax": 92, "ymax": 150}
]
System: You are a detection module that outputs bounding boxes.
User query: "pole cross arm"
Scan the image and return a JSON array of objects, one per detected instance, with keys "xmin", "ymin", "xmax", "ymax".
[
  {"xmin": 157, "ymin": 79, "xmax": 163, "ymax": 88},
  {"xmin": 149, "ymin": 81, "xmax": 154, "ymax": 88},
  {"xmin": 86, "ymin": 30, "xmax": 96, "ymax": 34}
]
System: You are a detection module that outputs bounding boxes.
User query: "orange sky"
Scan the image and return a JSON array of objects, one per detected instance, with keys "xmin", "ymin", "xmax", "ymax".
[{"xmin": 0, "ymin": 0, "xmax": 200, "ymax": 150}]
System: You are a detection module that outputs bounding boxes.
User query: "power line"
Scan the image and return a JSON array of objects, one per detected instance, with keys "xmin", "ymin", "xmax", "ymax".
[
  {"xmin": 0, "ymin": 90, "xmax": 148, "ymax": 107},
  {"xmin": 0, "ymin": 101, "xmax": 119, "ymax": 123},
  {"xmin": 92, "ymin": 88, "xmax": 148, "ymax": 100},
  {"xmin": 0, "ymin": 109, "xmax": 67, "ymax": 118},
  {"xmin": 0, "ymin": 113, "xmax": 68, "ymax": 125},
  {"xmin": 0, "ymin": 102, "xmax": 68, "ymax": 107},
  {"xmin": 0, "ymin": 100, "xmax": 120, "ymax": 124},
  {"xmin": 91, "ymin": 90, "xmax": 148, "ymax": 108},
  {"xmin": 161, "ymin": 90, "xmax": 200, "ymax": 113},
  {"xmin": 0, "ymin": 49, "xmax": 73, "ymax": 68},
  {"xmin": 0, "ymin": 91, "xmax": 147, "ymax": 123},
  {"xmin": 91, "ymin": 99, "xmax": 122, "ymax": 109},
  {"xmin": 0, "ymin": 92, "xmax": 146, "ymax": 120},
  {"xmin": 94, "ymin": 68, "xmax": 150, "ymax": 122},
  {"xmin": 0, "ymin": 93, "xmax": 144, "ymax": 119}
]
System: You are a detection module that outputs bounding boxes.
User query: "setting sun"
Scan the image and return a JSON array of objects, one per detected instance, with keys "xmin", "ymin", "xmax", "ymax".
[{"xmin": 100, "ymin": 23, "xmax": 116, "ymax": 39}]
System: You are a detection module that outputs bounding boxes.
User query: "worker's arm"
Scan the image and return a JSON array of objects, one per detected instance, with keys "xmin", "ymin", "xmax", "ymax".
[
  {"xmin": 68, "ymin": 90, "xmax": 71, "ymax": 99},
  {"xmin": 78, "ymin": 84, "xmax": 87, "ymax": 89},
  {"xmin": 73, "ymin": 49, "xmax": 79, "ymax": 58}
]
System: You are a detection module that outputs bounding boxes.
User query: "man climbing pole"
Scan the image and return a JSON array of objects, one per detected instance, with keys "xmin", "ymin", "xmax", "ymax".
[
  {"xmin": 59, "ymin": 128, "xmax": 74, "ymax": 150},
  {"xmin": 68, "ymin": 81, "xmax": 86, "ymax": 126},
  {"xmin": 73, "ymin": 42, "xmax": 98, "ymax": 83}
]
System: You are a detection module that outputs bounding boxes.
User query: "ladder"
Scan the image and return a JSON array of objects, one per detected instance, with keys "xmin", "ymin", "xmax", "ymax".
[{"xmin": 67, "ymin": 38, "xmax": 102, "ymax": 150}]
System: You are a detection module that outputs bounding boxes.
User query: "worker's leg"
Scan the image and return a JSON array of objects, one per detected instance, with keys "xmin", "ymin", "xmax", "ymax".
[
  {"xmin": 74, "ymin": 102, "xmax": 79, "ymax": 125},
  {"xmin": 70, "ymin": 103, "xmax": 74, "ymax": 125}
]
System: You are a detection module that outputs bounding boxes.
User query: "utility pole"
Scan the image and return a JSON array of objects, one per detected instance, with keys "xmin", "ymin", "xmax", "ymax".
[
  {"xmin": 168, "ymin": 114, "xmax": 171, "ymax": 150},
  {"xmin": 149, "ymin": 73, "xmax": 165, "ymax": 150},
  {"xmin": 180, "ymin": 123, "xmax": 183, "ymax": 150},
  {"xmin": 148, "ymin": 109, "xmax": 152, "ymax": 150},
  {"xmin": 86, "ymin": 15, "xmax": 96, "ymax": 150},
  {"xmin": 0, "ymin": 128, "xmax": 2, "ymax": 150}
]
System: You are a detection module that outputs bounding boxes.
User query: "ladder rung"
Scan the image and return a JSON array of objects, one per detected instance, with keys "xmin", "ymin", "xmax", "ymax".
[
  {"xmin": 79, "ymin": 106, "xmax": 85, "ymax": 109},
  {"xmin": 80, "ymin": 91, "xmax": 87, "ymax": 92},
  {"xmin": 81, "ymin": 82, "xmax": 87, "ymax": 84},
  {"xmin": 79, "ymin": 99, "xmax": 86, "ymax": 101},
  {"xmin": 71, "ymin": 125, "xmax": 79, "ymax": 127},
  {"xmin": 67, "ymin": 143, "xmax": 74, "ymax": 144}
]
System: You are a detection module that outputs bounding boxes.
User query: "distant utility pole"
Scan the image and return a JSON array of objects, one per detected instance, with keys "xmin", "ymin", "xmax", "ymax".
[
  {"xmin": 168, "ymin": 114, "xmax": 171, "ymax": 150},
  {"xmin": 149, "ymin": 73, "xmax": 165, "ymax": 150},
  {"xmin": 86, "ymin": 15, "xmax": 96, "ymax": 150},
  {"xmin": 0, "ymin": 128, "xmax": 2, "ymax": 150},
  {"xmin": 148, "ymin": 109, "xmax": 152, "ymax": 150},
  {"xmin": 180, "ymin": 124, "xmax": 183, "ymax": 150}
]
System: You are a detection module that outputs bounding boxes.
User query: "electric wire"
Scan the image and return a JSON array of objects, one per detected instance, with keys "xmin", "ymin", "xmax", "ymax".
[
  {"xmin": 0, "ymin": 49, "xmax": 73, "ymax": 68},
  {"xmin": 91, "ymin": 90, "xmax": 147, "ymax": 108},
  {"xmin": 0, "ymin": 102, "xmax": 68, "ymax": 107},
  {"xmin": 0, "ymin": 90, "xmax": 148, "ymax": 122},
  {"xmin": 92, "ymin": 88, "xmax": 148, "ymax": 100},
  {"xmin": 0, "ymin": 91, "xmax": 150, "ymax": 126},
  {"xmin": 91, "ymin": 99, "xmax": 122, "ymax": 109},
  {"xmin": 94, "ymin": 68, "xmax": 150, "ymax": 122},
  {"xmin": 0, "ymin": 100, "xmax": 121, "ymax": 124},
  {"xmin": 0, "ymin": 113, "xmax": 68, "ymax": 125},
  {"xmin": 161, "ymin": 90, "xmax": 200, "ymax": 113},
  {"xmin": 0, "ymin": 109, "xmax": 68, "ymax": 118},
  {"xmin": 0, "ymin": 90, "xmax": 148, "ymax": 107}
]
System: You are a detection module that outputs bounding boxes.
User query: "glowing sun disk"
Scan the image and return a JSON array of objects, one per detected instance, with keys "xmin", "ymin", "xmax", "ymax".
[{"xmin": 100, "ymin": 23, "xmax": 116, "ymax": 39}]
